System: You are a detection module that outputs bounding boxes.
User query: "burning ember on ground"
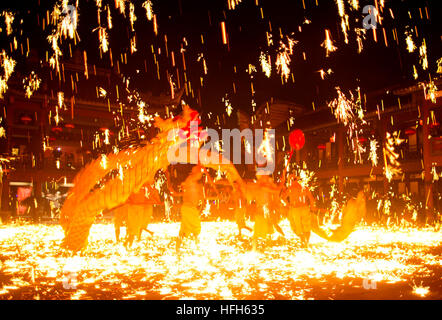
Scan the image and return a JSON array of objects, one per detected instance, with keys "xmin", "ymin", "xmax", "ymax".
[
  {"xmin": 0, "ymin": 222, "xmax": 440, "ymax": 300},
  {"xmin": 0, "ymin": 0, "xmax": 441, "ymax": 302}
]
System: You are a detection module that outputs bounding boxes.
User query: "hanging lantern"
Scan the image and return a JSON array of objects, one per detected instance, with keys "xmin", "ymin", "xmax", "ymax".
[
  {"xmin": 405, "ymin": 128, "xmax": 416, "ymax": 136},
  {"xmin": 289, "ymin": 129, "xmax": 305, "ymax": 150},
  {"xmin": 65, "ymin": 123, "xmax": 75, "ymax": 129},
  {"xmin": 20, "ymin": 115, "xmax": 32, "ymax": 124}
]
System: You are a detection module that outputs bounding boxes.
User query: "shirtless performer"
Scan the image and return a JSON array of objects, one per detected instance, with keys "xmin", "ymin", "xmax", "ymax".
[
  {"xmin": 248, "ymin": 173, "xmax": 282, "ymax": 251},
  {"xmin": 172, "ymin": 165, "xmax": 205, "ymax": 253},
  {"xmin": 113, "ymin": 184, "xmax": 161, "ymax": 247},
  {"xmin": 232, "ymin": 181, "xmax": 252, "ymax": 237},
  {"xmin": 282, "ymin": 173, "xmax": 317, "ymax": 248}
]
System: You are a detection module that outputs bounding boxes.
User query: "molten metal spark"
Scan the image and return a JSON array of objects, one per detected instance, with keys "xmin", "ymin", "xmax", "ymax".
[
  {"xmin": 369, "ymin": 139, "xmax": 379, "ymax": 167},
  {"xmin": 405, "ymin": 32, "xmax": 416, "ymax": 53},
  {"xmin": 23, "ymin": 72, "xmax": 41, "ymax": 99},
  {"xmin": 321, "ymin": 30, "xmax": 337, "ymax": 57},
  {"xmin": 259, "ymin": 52, "xmax": 271, "ymax": 78},
  {"xmin": 1, "ymin": 11, "xmax": 14, "ymax": 36},
  {"xmin": 142, "ymin": 0, "xmax": 154, "ymax": 21},
  {"xmin": 419, "ymin": 39, "xmax": 428, "ymax": 70}
]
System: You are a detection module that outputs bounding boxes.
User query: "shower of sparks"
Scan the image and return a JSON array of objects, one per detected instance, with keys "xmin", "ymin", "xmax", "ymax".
[
  {"xmin": 437, "ymin": 58, "xmax": 442, "ymax": 74},
  {"xmin": 0, "ymin": 223, "xmax": 440, "ymax": 299},
  {"xmin": 321, "ymin": 30, "xmax": 337, "ymax": 57},
  {"xmin": 223, "ymin": 96, "xmax": 233, "ymax": 116},
  {"xmin": 423, "ymin": 80, "xmax": 438, "ymax": 104},
  {"xmin": 115, "ymin": 0, "xmax": 126, "ymax": 16},
  {"xmin": 1, "ymin": 11, "xmax": 14, "ymax": 36},
  {"xmin": 405, "ymin": 32, "xmax": 416, "ymax": 53},
  {"xmin": 98, "ymin": 87, "xmax": 107, "ymax": 98},
  {"xmin": 107, "ymin": 5, "xmax": 113, "ymax": 29},
  {"xmin": 142, "ymin": 0, "xmax": 154, "ymax": 21},
  {"xmin": 47, "ymin": 33, "xmax": 62, "ymax": 72},
  {"xmin": 335, "ymin": 0, "xmax": 349, "ymax": 44},
  {"xmin": 384, "ymin": 132, "xmax": 404, "ymax": 182},
  {"xmin": 259, "ymin": 52, "xmax": 271, "ymax": 78},
  {"xmin": 413, "ymin": 65, "xmax": 418, "ymax": 80},
  {"xmin": 0, "ymin": 50, "xmax": 16, "ymax": 99},
  {"xmin": 297, "ymin": 166, "xmax": 317, "ymax": 191},
  {"xmin": 355, "ymin": 28, "xmax": 366, "ymax": 53},
  {"xmin": 369, "ymin": 139, "xmax": 379, "ymax": 167},
  {"xmin": 228, "ymin": 0, "xmax": 242, "ymax": 10},
  {"xmin": 275, "ymin": 36, "xmax": 296, "ymax": 83},
  {"xmin": 23, "ymin": 72, "xmax": 41, "ymax": 99},
  {"xmin": 129, "ymin": 3, "xmax": 136, "ymax": 32},
  {"xmin": 419, "ymin": 39, "xmax": 428, "ymax": 70},
  {"xmin": 329, "ymin": 87, "xmax": 366, "ymax": 163},
  {"xmin": 96, "ymin": 27, "xmax": 109, "ymax": 53},
  {"xmin": 329, "ymin": 88, "xmax": 355, "ymax": 126},
  {"xmin": 58, "ymin": 92, "xmax": 64, "ymax": 109},
  {"xmin": 257, "ymin": 129, "xmax": 274, "ymax": 164},
  {"xmin": 348, "ymin": 0, "xmax": 359, "ymax": 11}
]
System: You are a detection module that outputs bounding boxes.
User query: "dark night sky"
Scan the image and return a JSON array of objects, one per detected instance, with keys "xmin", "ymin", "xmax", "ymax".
[{"xmin": 0, "ymin": 0, "xmax": 441, "ymax": 117}]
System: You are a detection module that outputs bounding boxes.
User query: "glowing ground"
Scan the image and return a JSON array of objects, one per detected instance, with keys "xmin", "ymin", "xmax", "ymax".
[{"xmin": 0, "ymin": 221, "xmax": 441, "ymax": 300}]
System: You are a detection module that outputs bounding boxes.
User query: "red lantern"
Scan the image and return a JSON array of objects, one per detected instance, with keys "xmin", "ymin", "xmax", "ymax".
[
  {"xmin": 289, "ymin": 129, "xmax": 305, "ymax": 150},
  {"xmin": 317, "ymin": 144, "xmax": 326, "ymax": 150},
  {"xmin": 405, "ymin": 128, "xmax": 416, "ymax": 136},
  {"xmin": 20, "ymin": 115, "xmax": 33, "ymax": 124}
]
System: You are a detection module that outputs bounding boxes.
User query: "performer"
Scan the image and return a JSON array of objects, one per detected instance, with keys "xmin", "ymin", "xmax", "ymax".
[
  {"xmin": 282, "ymin": 174, "xmax": 317, "ymax": 248},
  {"xmin": 113, "ymin": 184, "xmax": 161, "ymax": 247},
  {"xmin": 248, "ymin": 174, "xmax": 281, "ymax": 251},
  {"xmin": 171, "ymin": 165, "xmax": 204, "ymax": 253}
]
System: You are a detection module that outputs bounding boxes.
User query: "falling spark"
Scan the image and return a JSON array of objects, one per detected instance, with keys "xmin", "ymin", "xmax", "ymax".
[
  {"xmin": 329, "ymin": 88, "xmax": 355, "ymax": 126},
  {"xmin": 97, "ymin": 27, "xmax": 109, "ymax": 53},
  {"xmin": 355, "ymin": 28, "xmax": 366, "ymax": 53},
  {"xmin": 423, "ymin": 80, "xmax": 438, "ymax": 104},
  {"xmin": 115, "ymin": 0, "xmax": 126, "ymax": 16},
  {"xmin": 257, "ymin": 129, "xmax": 274, "ymax": 164},
  {"xmin": 1, "ymin": 11, "xmax": 14, "ymax": 36},
  {"xmin": 259, "ymin": 52, "xmax": 271, "ymax": 78},
  {"xmin": 107, "ymin": 5, "xmax": 113, "ymax": 29},
  {"xmin": 437, "ymin": 58, "xmax": 442, "ymax": 74},
  {"xmin": 405, "ymin": 32, "xmax": 416, "ymax": 53},
  {"xmin": 224, "ymin": 99, "xmax": 233, "ymax": 116},
  {"xmin": 98, "ymin": 87, "xmax": 107, "ymax": 98},
  {"xmin": 384, "ymin": 132, "xmax": 404, "ymax": 182},
  {"xmin": 58, "ymin": 92, "xmax": 64, "ymax": 109},
  {"xmin": 228, "ymin": 0, "xmax": 242, "ymax": 10},
  {"xmin": 0, "ymin": 50, "xmax": 16, "ymax": 99},
  {"xmin": 419, "ymin": 39, "xmax": 428, "ymax": 70},
  {"xmin": 129, "ymin": 3, "xmax": 136, "ymax": 31},
  {"xmin": 142, "ymin": 0, "xmax": 154, "ymax": 21},
  {"xmin": 275, "ymin": 51, "xmax": 290, "ymax": 82},
  {"xmin": 23, "ymin": 72, "xmax": 41, "ymax": 99},
  {"xmin": 369, "ymin": 139, "xmax": 379, "ymax": 166},
  {"xmin": 321, "ymin": 30, "xmax": 337, "ymax": 57}
]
